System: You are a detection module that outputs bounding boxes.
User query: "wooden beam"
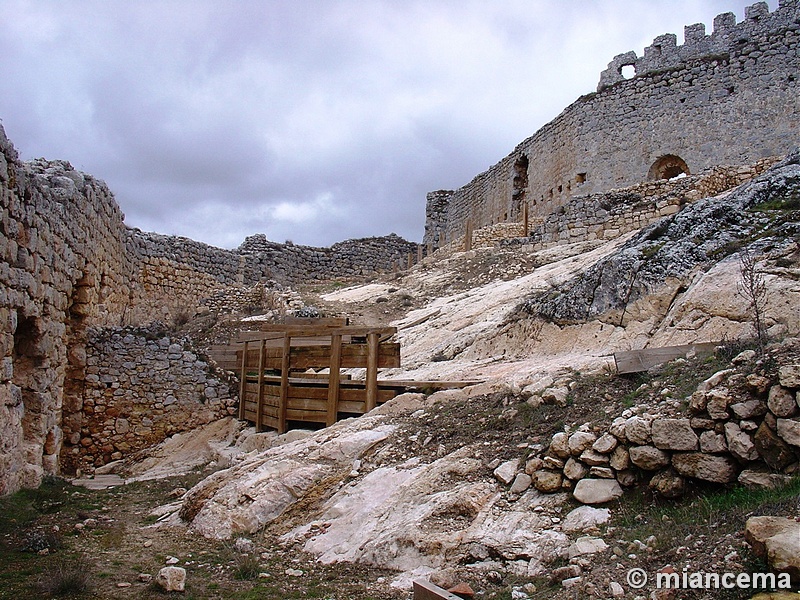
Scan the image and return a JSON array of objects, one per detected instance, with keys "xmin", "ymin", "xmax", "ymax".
[
  {"xmin": 238, "ymin": 340, "xmax": 249, "ymax": 420},
  {"xmin": 417, "ymin": 244, "xmax": 423, "ymax": 264},
  {"xmin": 365, "ymin": 332, "xmax": 379, "ymax": 412},
  {"xmin": 326, "ymin": 334, "xmax": 342, "ymax": 426},
  {"xmin": 255, "ymin": 339, "xmax": 266, "ymax": 432},
  {"xmin": 523, "ymin": 202, "xmax": 529, "ymax": 236},
  {"xmin": 614, "ymin": 342, "xmax": 719, "ymax": 374},
  {"xmin": 278, "ymin": 333, "xmax": 290, "ymax": 433},
  {"xmin": 412, "ymin": 580, "xmax": 463, "ymax": 600},
  {"xmin": 464, "ymin": 218, "xmax": 473, "ymax": 252}
]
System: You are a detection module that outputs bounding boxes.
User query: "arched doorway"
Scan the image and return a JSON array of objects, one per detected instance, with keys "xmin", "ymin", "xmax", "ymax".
[{"xmin": 648, "ymin": 155, "xmax": 690, "ymax": 180}]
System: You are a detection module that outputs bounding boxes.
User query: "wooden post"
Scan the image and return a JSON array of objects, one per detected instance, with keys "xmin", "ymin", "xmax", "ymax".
[
  {"xmin": 365, "ymin": 332, "xmax": 379, "ymax": 412},
  {"xmin": 255, "ymin": 338, "xmax": 266, "ymax": 432},
  {"xmin": 278, "ymin": 333, "xmax": 291, "ymax": 433},
  {"xmin": 523, "ymin": 202, "xmax": 529, "ymax": 236},
  {"xmin": 427, "ymin": 242, "xmax": 433, "ymax": 259},
  {"xmin": 407, "ymin": 253, "xmax": 413, "ymax": 269},
  {"xmin": 464, "ymin": 218, "xmax": 473, "ymax": 251},
  {"xmin": 326, "ymin": 334, "xmax": 343, "ymax": 426},
  {"xmin": 238, "ymin": 341, "xmax": 249, "ymax": 420},
  {"xmin": 417, "ymin": 245, "xmax": 423, "ymax": 264}
]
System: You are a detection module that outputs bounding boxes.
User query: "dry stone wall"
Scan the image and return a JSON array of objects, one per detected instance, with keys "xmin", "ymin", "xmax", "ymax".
[
  {"xmin": 0, "ymin": 124, "xmax": 418, "ymax": 494},
  {"xmin": 61, "ymin": 326, "xmax": 236, "ymax": 475},
  {"xmin": 517, "ymin": 347, "xmax": 800, "ymax": 504},
  {"xmin": 424, "ymin": 1, "xmax": 800, "ymax": 248}
]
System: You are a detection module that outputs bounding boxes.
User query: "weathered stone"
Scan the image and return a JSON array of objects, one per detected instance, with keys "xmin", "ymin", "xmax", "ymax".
[
  {"xmin": 624, "ymin": 417, "xmax": 651, "ymax": 445},
  {"xmin": 533, "ymin": 470, "xmax": 563, "ymax": 493},
  {"xmin": 572, "ymin": 479, "xmax": 623, "ymax": 505},
  {"xmin": 494, "ymin": 460, "xmax": 519, "ymax": 485},
  {"xmin": 754, "ymin": 422, "xmax": 797, "ymax": 470},
  {"xmin": 629, "ymin": 445, "xmax": 670, "ymax": 471},
  {"xmin": 592, "ymin": 433, "xmax": 618, "ymax": 454},
  {"xmin": 776, "ymin": 418, "xmax": 800, "ymax": 447},
  {"xmin": 745, "ymin": 516, "xmax": 800, "ymax": 580},
  {"xmin": 561, "ymin": 506, "xmax": 610, "ymax": 533},
  {"xmin": 609, "ymin": 446, "xmax": 630, "ymax": 471},
  {"xmin": 671, "ymin": 453, "xmax": 738, "ymax": 483},
  {"xmin": 588, "ymin": 466, "xmax": 614, "ymax": 479},
  {"xmin": 568, "ymin": 431, "xmax": 597, "ymax": 456},
  {"xmin": 768, "ymin": 385, "xmax": 797, "ymax": 418},
  {"xmin": 568, "ymin": 535, "xmax": 608, "ymax": 558},
  {"xmin": 156, "ymin": 566, "xmax": 186, "ymax": 592},
  {"xmin": 745, "ymin": 374, "xmax": 772, "ymax": 395},
  {"xmin": 509, "ymin": 473, "xmax": 532, "ymax": 494},
  {"xmin": 730, "ymin": 399, "xmax": 767, "ymax": 420},
  {"xmin": 648, "ymin": 468, "xmax": 686, "ymax": 499},
  {"xmin": 579, "ymin": 449, "xmax": 608, "ymax": 466},
  {"xmin": 706, "ymin": 389, "xmax": 733, "ymax": 419},
  {"xmin": 698, "ymin": 369, "xmax": 734, "ymax": 392},
  {"xmin": 724, "ymin": 422, "xmax": 758, "ymax": 462},
  {"xmin": 563, "ymin": 458, "xmax": 588, "ymax": 481},
  {"xmin": 615, "ymin": 470, "xmax": 636, "ymax": 487},
  {"xmin": 699, "ymin": 430, "xmax": 727, "ymax": 454},
  {"xmin": 738, "ymin": 470, "xmax": 793, "ymax": 490},
  {"xmin": 549, "ymin": 432, "xmax": 570, "ymax": 459},
  {"xmin": 778, "ymin": 364, "xmax": 800, "ymax": 388},
  {"xmin": 651, "ymin": 419, "xmax": 698, "ymax": 451}
]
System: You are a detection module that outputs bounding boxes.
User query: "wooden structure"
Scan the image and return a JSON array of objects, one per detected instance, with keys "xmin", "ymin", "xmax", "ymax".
[
  {"xmin": 614, "ymin": 342, "xmax": 719, "ymax": 374},
  {"xmin": 412, "ymin": 580, "xmax": 464, "ymax": 600}
]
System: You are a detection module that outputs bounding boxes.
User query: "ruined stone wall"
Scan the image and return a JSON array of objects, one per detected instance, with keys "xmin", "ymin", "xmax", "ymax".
[
  {"xmin": 424, "ymin": 1, "xmax": 800, "ymax": 248},
  {"xmin": 62, "ymin": 327, "xmax": 235, "ymax": 475},
  {"xmin": 0, "ymin": 124, "xmax": 418, "ymax": 494}
]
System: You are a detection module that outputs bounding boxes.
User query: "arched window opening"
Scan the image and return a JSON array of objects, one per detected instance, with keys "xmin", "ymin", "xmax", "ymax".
[{"xmin": 648, "ymin": 155, "xmax": 690, "ymax": 181}]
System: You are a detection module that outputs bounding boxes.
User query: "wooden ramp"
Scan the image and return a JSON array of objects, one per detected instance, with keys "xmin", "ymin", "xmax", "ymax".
[
  {"xmin": 209, "ymin": 320, "xmax": 481, "ymax": 433},
  {"xmin": 614, "ymin": 342, "xmax": 719, "ymax": 374}
]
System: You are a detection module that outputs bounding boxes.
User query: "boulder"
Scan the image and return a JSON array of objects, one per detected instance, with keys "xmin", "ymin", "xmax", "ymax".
[
  {"xmin": 561, "ymin": 506, "xmax": 611, "ymax": 533},
  {"xmin": 609, "ymin": 446, "xmax": 630, "ymax": 471},
  {"xmin": 776, "ymin": 419, "xmax": 800, "ymax": 447},
  {"xmin": 563, "ymin": 458, "xmax": 588, "ymax": 481},
  {"xmin": 533, "ymin": 470, "xmax": 563, "ymax": 493},
  {"xmin": 730, "ymin": 399, "xmax": 767, "ymax": 420},
  {"xmin": 754, "ymin": 422, "xmax": 797, "ymax": 470},
  {"xmin": 592, "ymin": 433, "xmax": 618, "ymax": 454},
  {"xmin": 549, "ymin": 432, "xmax": 570, "ymax": 459},
  {"xmin": 624, "ymin": 417, "xmax": 651, "ymax": 445},
  {"xmin": 738, "ymin": 470, "xmax": 793, "ymax": 490},
  {"xmin": 648, "ymin": 468, "xmax": 687, "ymax": 499},
  {"xmin": 778, "ymin": 364, "xmax": 800, "ymax": 388},
  {"xmin": 699, "ymin": 430, "xmax": 727, "ymax": 454},
  {"xmin": 671, "ymin": 453, "xmax": 738, "ymax": 483},
  {"xmin": 768, "ymin": 386, "xmax": 797, "ymax": 418},
  {"xmin": 568, "ymin": 536, "xmax": 608, "ymax": 558},
  {"xmin": 724, "ymin": 422, "xmax": 759, "ymax": 462},
  {"xmin": 572, "ymin": 479, "xmax": 622, "ymax": 505},
  {"xmin": 629, "ymin": 446, "xmax": 670, "ymax": 471},
  {"xmin": 156, "ymin": 566, "xmax": 186, "ymax": 592},
  {"xmin": 494, "ymin": 460, "xmax": 519, "ymax": 485},
  {"xmin": 706, "ymin": 389, "xmax": 733, "ymax": 419},
  {"xmin": 651, "ymin": 419, "xmax": 698, "ymax": 451},
  {"xmin": 745, "ymin": 516, "xmax": 800, "ymax": 580},
  {"xmin": 568, "ymin": 431, "xmax": 597, "ymax": 456},
  {"xmin": 579, "ymin": 449, "xmax": 608, "ymax": 466},
  {"xmin": 509, "ymin": 473, "xmax": 532, "ymax": 494}
]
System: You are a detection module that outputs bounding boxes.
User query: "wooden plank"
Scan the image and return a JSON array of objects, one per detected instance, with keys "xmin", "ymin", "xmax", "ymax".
[
  {"xmin": 614, "ymin": 342, "xmax": 719, "ymax": 374},
  {"xmin": 238, "ymin": 343, "xmax": 400, "ymax": 370},
  {"xmin": 238, "ymin": 340, "xmax": 249, "ymax": 420},
  {"xmin": 464, "ymin": 218, "xmax": 473, "ymax": 252},
  {"xmin": 278, "ymin": 333, "xmax": 291, "ymax": 434},
  {"xmin": 523, "ymin": 201, "xmax": 529, "ymax": 236},
  {"xmin": 280, "ymin": 317, "xmax": 349, "ymax": 327},
  {"xmin": 365, "ymin": 331, "xmax": 379, "ymax": 412},
  {"xmin": 327, "ymin": 334, "xmax": 342, "ymax": 427},
  {"xmin": 376, "ymin": 380, "xmax": 482, "ymax": 390},
  {"xmin": 412, "ymin": 580, "xmax": 463, "ymax": 600},
  {"xmin": 255, "ymin": 339, "xmax": 266, "ymax": 432}
]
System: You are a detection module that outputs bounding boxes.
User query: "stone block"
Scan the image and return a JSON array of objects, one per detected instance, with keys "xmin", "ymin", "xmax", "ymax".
[
  {"xmin": 629, "ymin": 445, "xmax": 671, "ymax": 470},
  {"xmin": 671, "ymin": 453, "xmax": 738, "ymax": 483},
  {"xmin": 651, "ymin": 419, "xmax": 698, "ymax": 451},
  {"xmin": 572, "ymin": 479, "xmax": 622, "ymax": 505},
  {"xmin": 768, "ymin": 385, "xmax": 797, "ymax": 418}
]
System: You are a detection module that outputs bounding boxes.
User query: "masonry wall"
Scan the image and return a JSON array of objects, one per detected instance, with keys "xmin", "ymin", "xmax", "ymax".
[
  {"xmin": 0, "ymin": 124, "xmax": 419, "ymax": 494},
  {"xmin": 424, "ymin": 1, "xmax": 800, "ymax": 248}
]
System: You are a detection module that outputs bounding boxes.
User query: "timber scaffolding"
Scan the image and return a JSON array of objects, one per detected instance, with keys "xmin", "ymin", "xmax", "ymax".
[{"xmin": 210, "ymin": 318, "xmax": 477, "ymax": 433}]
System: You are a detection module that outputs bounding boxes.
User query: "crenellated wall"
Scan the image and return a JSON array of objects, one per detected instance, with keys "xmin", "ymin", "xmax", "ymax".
[{"xmin": 424, "ymin": 1, "xmax": 800, "ymax": 248}]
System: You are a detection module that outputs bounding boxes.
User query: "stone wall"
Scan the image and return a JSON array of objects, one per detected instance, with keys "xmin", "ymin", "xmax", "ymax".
[
  {"xmin": 0, "ymin": 123, "xmax": 418, "ymax": 494},
  {"xmin": 520, "ymin": 350, "xmax": 800, "ymax": 504},
  {"xmin": 61, "ymin": 326, "xmax": 236, "ymax": 475},
  {"xmin": 424, "ymin": 1, "xmax": 800, "ymax": 248}
]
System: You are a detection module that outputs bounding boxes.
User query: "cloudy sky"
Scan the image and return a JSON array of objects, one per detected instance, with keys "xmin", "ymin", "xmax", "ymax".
[{"xmin": 0, "ymin": 1, "xmax": 769, "ymax": 249}]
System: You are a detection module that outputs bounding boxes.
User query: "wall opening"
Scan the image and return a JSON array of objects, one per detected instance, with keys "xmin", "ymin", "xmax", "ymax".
[
  {"xmin": 621, "ymin": 64, "xmax": 636, "ymax": 79},
  {"xmin": 648, "ymin": 154, "xmax": 690, "ymax": 180},
  {"xmin": 576, "ymin": 173, "xmax": 587, "ymax": 185},
  {"xmin": 511, "ymin": 154, "xmax": 529, "ymax": 219}
]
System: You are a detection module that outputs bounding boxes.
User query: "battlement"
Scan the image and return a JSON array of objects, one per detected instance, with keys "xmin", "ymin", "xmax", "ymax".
[{"xmin": 598, "ymin": 1, "xmax": 798, "ymax": 91}]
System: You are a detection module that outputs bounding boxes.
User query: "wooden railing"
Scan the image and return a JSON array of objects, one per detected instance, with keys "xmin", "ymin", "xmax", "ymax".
[{"xmin": 229, "ymin": 324, "xmax": 401, "ymax": 433}]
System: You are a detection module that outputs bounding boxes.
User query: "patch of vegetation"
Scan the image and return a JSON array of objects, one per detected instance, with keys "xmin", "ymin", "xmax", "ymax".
[
  {"xmin": 751, "ymin": 194, "xmax": 800, "ymax": 212},
  {"xmin": 35, "ymin": 556, "xmax": 93, "ymax": 596}
]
